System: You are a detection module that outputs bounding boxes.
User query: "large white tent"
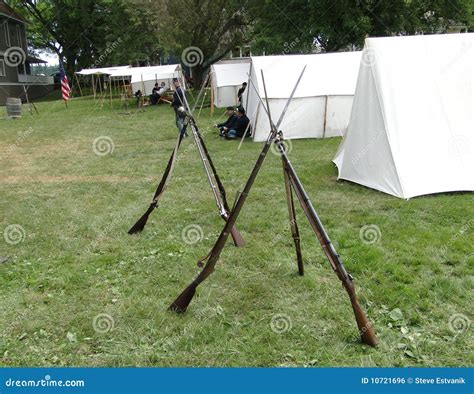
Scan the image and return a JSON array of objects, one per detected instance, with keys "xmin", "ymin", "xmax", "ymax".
[
  {"xmin": 333, "ymin": 33, "xmax": 474, "ymax": 199},
  {"xmin": 245, "ymin": 52, "xmax": 362, "ymax": 141},
  {"xmin": 210, "ymin": 60, "xmax": 250, "ymax": 108}
]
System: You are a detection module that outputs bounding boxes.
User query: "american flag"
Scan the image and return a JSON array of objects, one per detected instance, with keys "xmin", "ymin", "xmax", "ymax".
[{"xmin": 59, "ymin": 63, "xmax": 71, "ymax": 102}]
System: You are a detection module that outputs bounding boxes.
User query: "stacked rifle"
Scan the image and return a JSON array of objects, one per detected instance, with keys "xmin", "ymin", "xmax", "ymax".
[
  {"xmin": 130, "ymin": 69, "xmax": 377, "ymax": 347},
  {"xmin": 128, "ymin": 75, "xmax": 244, "ymax": 247}
]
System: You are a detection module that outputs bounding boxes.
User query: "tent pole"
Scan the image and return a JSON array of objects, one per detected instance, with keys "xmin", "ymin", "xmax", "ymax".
[
  {"xmin": 244, "ymin": 62, "xmax": 253, "ymax": 112},
  {"xmin": 323, "ymin": 95, "xmax": 328, "ymax": 138},
  {"xmin": 74, "ymin": 73, "xmax": 83, "ymax": 97},
  {"xmin": 110, "ymin": 77, "xmax": 113, "ymax": 109},
  {"xmin": 92, "ymin": 74, "xmax": 96, "ymax": 100},
  {"xmin": 210, "ymin": 79, "xmax": 214, "ymax": 116},
  {"xmin": 99, "ymin": 75, "xmax": 103, "ymax": 103}
]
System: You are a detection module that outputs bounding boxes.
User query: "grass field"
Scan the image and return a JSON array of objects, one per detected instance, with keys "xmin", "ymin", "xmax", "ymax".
[{"xmin": 0, "ymin": 92, "xmax": 472, "ymax": 367}]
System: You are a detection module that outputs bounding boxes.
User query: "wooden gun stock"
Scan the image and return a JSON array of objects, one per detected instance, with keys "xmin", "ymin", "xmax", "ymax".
[{"xmin": 230, "ymin": 226, "xmax": 245, "ymax": 247}]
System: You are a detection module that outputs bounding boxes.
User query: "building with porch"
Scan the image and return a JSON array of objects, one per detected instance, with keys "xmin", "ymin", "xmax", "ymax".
[{"xmin": 0, "ymin": 1, "xmax": 53, "ymax": 105}]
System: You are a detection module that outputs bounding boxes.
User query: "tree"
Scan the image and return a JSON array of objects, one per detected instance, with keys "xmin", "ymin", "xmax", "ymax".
[
  {"xmin": 8, "ymin": 0, "xmax": 163, "ymax": 75},
  {"xmin": 249, "ymin": 0, "xmax": 472, "ymax": 54},
  {"xmin": 131, "ymin": 0, "xmax": 251, "ymax": 87}
]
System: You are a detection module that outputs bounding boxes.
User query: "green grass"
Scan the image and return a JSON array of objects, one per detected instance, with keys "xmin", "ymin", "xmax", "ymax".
[{"xmin": 0, "ymin": 93, "xmax": 472, "ymax": 367}]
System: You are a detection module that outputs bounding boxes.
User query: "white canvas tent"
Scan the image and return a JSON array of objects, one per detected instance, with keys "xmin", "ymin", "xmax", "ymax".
[
  {"xmin": 333, "ymin": 33, "xmax": 474, "ymax": 199},
  {"xmin": 246, "ymin": 52, "xmax": 362, "ymax": 141},
  {"xmin": 108, "ymin": 64, "xmax": 183, "ymax": 95},
  {"xmin": 75, "ymin": 66, "xmax": 131, "ymax": 76},
  {"xmin": 210, "ymin": 61, "xmax": 250, "ymax": 108}
]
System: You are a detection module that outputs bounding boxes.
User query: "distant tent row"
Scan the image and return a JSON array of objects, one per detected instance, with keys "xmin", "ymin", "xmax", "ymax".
[{"xmin": 75, "ymin": 64, "xmax": 184, "ymax": 96}]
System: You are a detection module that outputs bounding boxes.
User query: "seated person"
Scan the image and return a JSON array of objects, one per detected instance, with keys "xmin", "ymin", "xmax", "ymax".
[
  {"xmin": 134, "ymin": 89, "xmax": 143, "ymax": 106},
  {"xmin": 224, "ymin": 107, "xmax": 250, "ymax": 140},
  {"xmin": 214, "ymin": 107, "xmax": 237, "ymax": 135},
  {"xmin": 150, "ymin": 83, "xmax": 160, "ymax": 105},
  {"xmin": 157, "ymin": 82, "xmax": 166, "ymax": 98}
]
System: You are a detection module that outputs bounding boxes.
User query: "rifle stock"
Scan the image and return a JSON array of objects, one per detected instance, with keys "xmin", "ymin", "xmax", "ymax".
[
  {"xmin": 169, "ymin": 283, "xmax": 197, "ymax": 313},
  {"xmin": 127, "ymin": 202, "xmax": 157, "ymax": 234},
  {"xmin": 230, "ymin": 226, "xmax": 245, "ymax": 247},
  {"xmin": 343, "ymin": 279, "xmax": 378, "ymax": 347}
]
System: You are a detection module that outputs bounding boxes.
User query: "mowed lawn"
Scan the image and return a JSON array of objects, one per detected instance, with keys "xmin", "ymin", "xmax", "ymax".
[{"xmin": 0, "ymin": 93, "xmax": 472, "ymax": 367}]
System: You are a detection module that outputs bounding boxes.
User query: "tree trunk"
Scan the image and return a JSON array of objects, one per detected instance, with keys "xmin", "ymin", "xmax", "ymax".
[{"xmin": 190, "ymin": 64, "xmax": 208, "ymax": 90}]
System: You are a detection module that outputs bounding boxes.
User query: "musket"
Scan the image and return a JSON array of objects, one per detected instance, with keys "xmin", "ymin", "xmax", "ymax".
[
  {"xmin": 177, "ymin": 77, "xmax": 245, "ymax": 247},
  {"xmin": 128, "ymin": 132, "xmax": 184, "ymax": 234},
  {"xmin": 169, "ymin": 66, "xmax": 306, "ymax": 313},
  {"xmin": 128, "ymin": 75, "xmax": 210, "ymax": 234},
  {"xmin": 282, "ymin": 157, "xmax": 304, "ymax": 276},
  {"xmin": 255, "ymin": 88, "xmax": 378, "ymax": 347}
]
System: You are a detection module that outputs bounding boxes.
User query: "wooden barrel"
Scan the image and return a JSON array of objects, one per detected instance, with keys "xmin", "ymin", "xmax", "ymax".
[{"xmin": 6, "ymin": 98, "xmax": 22, "ymax": 118}]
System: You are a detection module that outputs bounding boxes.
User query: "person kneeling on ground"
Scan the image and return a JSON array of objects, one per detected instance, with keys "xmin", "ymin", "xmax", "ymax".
[
  {"xmin": 214, "ymin": 107, "xmax": 237, "ymax": 136},
  {"xmin": 224, "ymin": 107, "xmax": 249, "ymax": 140}
]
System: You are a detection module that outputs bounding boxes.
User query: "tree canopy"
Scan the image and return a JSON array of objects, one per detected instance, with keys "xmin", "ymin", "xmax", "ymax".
[
  {"xmin": 8, "ymin": 0, "xmax": 163, "ymax": 75},
  {"xmin": 7, "ymin": 0, "xmax": 473, "ymax": 80}
]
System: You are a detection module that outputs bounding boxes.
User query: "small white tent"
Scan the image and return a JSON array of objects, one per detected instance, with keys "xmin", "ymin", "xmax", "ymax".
[
  {"xmin": 246, "ymin": 52, "xmax": 362, "ymax": 141},
  {"xmin": 210, "ymin": 61, "xmax": 250, "ymax": 108},
  {"xmin": 333, "ymin": 33, "xmax": 474, "ymax": 199}
]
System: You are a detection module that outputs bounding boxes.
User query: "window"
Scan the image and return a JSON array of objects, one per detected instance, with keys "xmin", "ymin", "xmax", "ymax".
[
  {"xmin": 0, "ymin": 59, "xmax": 5, "ymax": 77},
  {"xmin": 9, "ymin": 23, "xmax": 16, "ymax": 46},
  {"xmin": 4, "ymin": 22, "xmax": 10, "ymax": 46},
  {"xmin": 16, "ymin": 25, "xmax": 22, "ymax": 48}
]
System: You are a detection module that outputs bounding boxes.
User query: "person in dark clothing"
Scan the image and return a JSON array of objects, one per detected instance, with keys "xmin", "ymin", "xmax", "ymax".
[
  {"xmin": 171, "ymin": 78, "xmax": 188, "ymax": 136},
  {"xmin": 134, "ymin": 90, "xmax": 143, "ymax": 107},
  {"xmin": 215, "ymin": 106, "xmax": 237, "ymax": 136},
  {"xmin": 237, "ymin": 82, "xmax": 247, "ymax": 104},
  {"xmin": 150, "ymin": 83, "xmax": 160, "ymax": 105},
  {"xmin": 225, "ymin": 106, "xmax": 250, "ymax": 140},
  {"xmin": 150, "ymin": 82, "xmax": 166, "ymax": 105}
]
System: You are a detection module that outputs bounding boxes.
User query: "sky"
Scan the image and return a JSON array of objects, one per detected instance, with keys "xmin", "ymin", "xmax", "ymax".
[{"xmin": 37, "ymin": 50, "xmax": 59, "ymax": 66}]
